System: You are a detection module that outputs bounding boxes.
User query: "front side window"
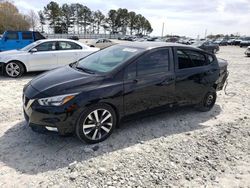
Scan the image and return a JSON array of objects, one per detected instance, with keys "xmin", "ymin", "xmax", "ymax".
[
  {"xmin": 58, "ymin": 41, "xmax": 82, "ymax": 50},
  {"xmin": 6, "ymin": 32, "xmax": 18, "ymax": 40},
  {"xmin": 137, "ymin": 49, "xmax": 169, "ymax": 76},
  {"xmin": 177, "ymin": 49, "xmax": 206, "ymax": 69},
  {"xmin": 35, "ymin": 42, "xmax": 56, "ymax": 52},
  {"xmin": 22, "ymin": 32, "xmax": 33, "ymax": 40}
]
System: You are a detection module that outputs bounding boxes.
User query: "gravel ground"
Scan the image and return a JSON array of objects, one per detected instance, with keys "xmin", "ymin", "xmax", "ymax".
[{"xmin": 0, "ymin": 46, "xmax": 249, "ymax": 187}]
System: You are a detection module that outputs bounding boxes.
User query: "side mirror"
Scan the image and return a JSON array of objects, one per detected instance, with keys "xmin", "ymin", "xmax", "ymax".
[{"xmin": 30, "ymin": 48, "xmax": 38, "ymax": 53}]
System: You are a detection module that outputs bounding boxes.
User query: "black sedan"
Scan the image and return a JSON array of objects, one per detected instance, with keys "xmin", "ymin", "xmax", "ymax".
[
  {"xmin": 23, "ymin": 42, "xmax": 227, "ymax": 143},
  {"xmin": 191, "ymin": 41, "xmax": 219, "ymax": 54}
]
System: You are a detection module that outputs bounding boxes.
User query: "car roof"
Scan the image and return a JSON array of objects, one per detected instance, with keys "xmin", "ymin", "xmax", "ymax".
[
  {"xmin": 118, "ymin": 42, "xmax": 201, "ymax": 50},
  {"xmin": 36, "ymin": 38, "xmax": 89, "ymax": 47}
]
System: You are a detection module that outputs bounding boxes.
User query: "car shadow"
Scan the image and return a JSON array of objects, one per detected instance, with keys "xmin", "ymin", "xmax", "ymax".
[{"xmin": 0, "ymin": 104, "xmax": 221, "ymax": 175}]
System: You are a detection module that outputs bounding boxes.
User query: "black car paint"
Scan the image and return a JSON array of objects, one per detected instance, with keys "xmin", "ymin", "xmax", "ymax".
[
  {"xmin": 192, "ymin": 42, "xmax": 219, "ymax": 54},
  {"xmin": 23, "ymin": 43, "xmax": 224, "ymax": 135}
]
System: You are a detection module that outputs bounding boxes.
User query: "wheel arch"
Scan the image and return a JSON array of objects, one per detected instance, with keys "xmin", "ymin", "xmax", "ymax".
[{"xmin": 6, "ymin": 60, "xmax": 27, "ymax": 72}]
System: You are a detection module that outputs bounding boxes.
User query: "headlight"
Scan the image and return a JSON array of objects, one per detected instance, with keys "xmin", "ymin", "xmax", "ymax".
[{"xmin": 38, "ymin": 93, "xmax": 78, "ymax": 106}]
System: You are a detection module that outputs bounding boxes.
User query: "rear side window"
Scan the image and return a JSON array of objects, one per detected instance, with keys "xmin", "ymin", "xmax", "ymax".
[
  {"xmin": 177, "ymin": 49, "xmax": 207, "ymax": 69},
  {"xmin": 58, "ymin": 41, "xmax": 82, "ymax": 50},
  {"xmin": 6, "ymin": 32, "xmax": 18, "ymax": 40},
  {"xmin": 22, "ymin": 32, "xmax": 33, "ymax": 40},
  {"xmin": 137, "ymin": 49, "xmax": 169, "ymax": 76}
]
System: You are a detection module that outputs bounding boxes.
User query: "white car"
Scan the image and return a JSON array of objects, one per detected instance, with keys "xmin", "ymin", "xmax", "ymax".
[
  {"xmin": 0, "ymin": 39, "xmax": 99, "ymax": 77},
  {"xmin": 245, "ymin": 46, "xmax": 250, "ymax": 57}
]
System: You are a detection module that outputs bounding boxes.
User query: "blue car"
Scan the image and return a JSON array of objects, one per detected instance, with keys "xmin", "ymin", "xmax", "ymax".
[{"xmin": 0, "ymin": 31, "xmax": 45, "ymax": 52}]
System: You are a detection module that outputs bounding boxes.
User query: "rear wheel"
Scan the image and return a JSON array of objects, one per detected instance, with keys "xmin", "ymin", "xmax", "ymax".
[
  {"xmin": 5, "ymin": 61, "xmax": 25, "ymax": 78},
  {"xmin": 76, "ymin": 103, "xmax": 117, "ymax": 144},
  {"xmin": 196, "ymin": 90, "xmax": 217, "ymax": 112}
]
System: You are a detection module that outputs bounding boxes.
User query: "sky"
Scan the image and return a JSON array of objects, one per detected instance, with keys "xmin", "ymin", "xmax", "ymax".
[{"xmin": 13, "ymin": 0, "xmax": 250, "ymax": 38}]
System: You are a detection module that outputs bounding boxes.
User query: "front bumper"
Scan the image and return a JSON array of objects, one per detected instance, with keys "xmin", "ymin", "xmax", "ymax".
[
  {"xmin": 0, "ymin": 62, "xmax": 4, "ymax": 75},
  {"xmin": 23, "ymin": 95, "xmax": 80, "ymax": 135}
]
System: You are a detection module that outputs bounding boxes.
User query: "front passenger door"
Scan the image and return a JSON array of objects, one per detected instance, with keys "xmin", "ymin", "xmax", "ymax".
[
  {"xmin": 123, "ymin": 48, "xmax": 175, "ymax": 115},
  {"xmin": 28, "ymin": 41, "xmax": 58, "ymax": 71}
]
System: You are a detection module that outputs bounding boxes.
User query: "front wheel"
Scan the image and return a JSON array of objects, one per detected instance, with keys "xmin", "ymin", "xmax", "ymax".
[
  {"xmin": 76, "ymin": 103, "xmax": 117, "ymax": 144},
  {"xmin": 196, "ymin": 90, "xmax": 217, "ymax": 112},
  {"xmin": 5, "ymin": 61, "xmax": 25, "ymax": 78}
]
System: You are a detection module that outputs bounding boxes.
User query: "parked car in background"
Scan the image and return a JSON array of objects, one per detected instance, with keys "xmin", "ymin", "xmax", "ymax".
[
  {"xmin": 213, "ymin": 38, "xmax": 228, "ymax": 46},
  {"xmin": 0, "ymin": 39, "xmax": 99, "ymax": 77},
  {"xmin": 232, "ymin": 38, "xmax": 243, "ymax": 45},
  {"xmin": 87, "ymin": 38, "xmax": 114, "ymax": 49},
  {"xmin": 245, "ymin": 46, "xmax": 250, "ymax": 57},
  {"xmin": 23, "ymin": 42, "xmax": 228, "ymax": 143},
  {"xmin": 240, "ymin": 37, "xmax": 250, "ymax": 47},
  {"xmin": 0, "ymin": 31, "xmax": 45, "ymax": 52},
  {"xmin": 226, "ymin": 38, "xmax": 236, "ymax": 45},
  {"xmin": 192, "ymin": 41, "xmax": 219, "ymax": 54},
  {"xmin": 68, "ymin": 36, "xmax": 79, "ymax": 41}
]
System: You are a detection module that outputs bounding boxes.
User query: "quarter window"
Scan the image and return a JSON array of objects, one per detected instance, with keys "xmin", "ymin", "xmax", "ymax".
[{"xmin": 137, "ymin": 49, "xmax": 169, "ymax": 76}]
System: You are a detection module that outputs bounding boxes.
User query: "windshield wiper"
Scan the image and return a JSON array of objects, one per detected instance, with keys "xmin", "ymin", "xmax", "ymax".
[{"xmin": 75, "ymin": 66, "xmax": 95, "ymax": 74}]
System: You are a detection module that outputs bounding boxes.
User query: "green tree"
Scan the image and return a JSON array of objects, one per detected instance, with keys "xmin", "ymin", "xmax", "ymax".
[
  {"xmin": 0, "ymin": 1, "xmax": 30, "ymax": 33},
  {"xmin": 61, "ymin": 4, "xmax": 74, "ymax": 33},
  {"xmin": 107, "ymin": 9, "xmax": 118, "ymax": 34},
  {"xmin": 38, "ymin": 10, "xmax": 45, "ymax": 32},
  {"xmin": 44, "ymin": 1, "xmax": 62, "ymax": 33},
  {"xmin": 93, "ymin": 10, "xmax": 105, "ymax": 34},
  {"xmin": 128, "ymin": 11, "xmax": 136, "ymax": 35}
]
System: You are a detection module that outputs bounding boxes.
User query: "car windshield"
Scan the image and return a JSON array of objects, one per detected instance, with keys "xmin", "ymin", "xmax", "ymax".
[
  {"xmin": 19, "ymin": 41, "xmax": 43, "ymax": 51},
  {"xmin": 77, "ymin": 45, "xmax": 143, "ymax": 73}
]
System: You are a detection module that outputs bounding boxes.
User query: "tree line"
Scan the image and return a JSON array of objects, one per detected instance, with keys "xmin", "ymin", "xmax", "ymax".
[
  {"xmin": 0, "ymin": 1, "xmax": 31, "ymax": 33},
  {"xmin": 39, "ymin": 1, "xmax": 153, "ymax": 35}
]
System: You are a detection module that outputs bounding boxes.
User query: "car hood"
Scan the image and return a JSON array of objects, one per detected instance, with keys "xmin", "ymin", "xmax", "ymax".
[
  {"xmin": 0, "ymin": 49, "xmax": 26, "ymax": 56},
  {"xmin": 30, "ymin": 65, "xmax": 103, "ymax": 96}
]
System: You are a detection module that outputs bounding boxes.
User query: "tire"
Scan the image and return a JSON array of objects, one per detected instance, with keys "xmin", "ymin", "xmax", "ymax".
[
  {"xmin": 5, "ymin": 61, "xmax": 25, "ymax": 78},
  {"xmin": 76, "ymin": 103, "xmax": 117, "ymax": 144},
  {"xmin": 196, "ymin": 89, "xmax": 217, "ymax": 112}
]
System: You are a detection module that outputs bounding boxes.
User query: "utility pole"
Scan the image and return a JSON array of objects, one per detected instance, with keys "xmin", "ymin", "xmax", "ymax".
[
  {"xmin": 161, "ymin": 22, "xmax": 165, "ymax": 38},
  {"xmin": 204, "ymin": 29, "xmax": 207, "ymax": 39}
]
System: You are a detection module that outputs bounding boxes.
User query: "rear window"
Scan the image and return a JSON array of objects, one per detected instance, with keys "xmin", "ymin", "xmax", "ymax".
[{"xmin": 22, "ymin": 32, "xmax": 33, "ymax": 40}]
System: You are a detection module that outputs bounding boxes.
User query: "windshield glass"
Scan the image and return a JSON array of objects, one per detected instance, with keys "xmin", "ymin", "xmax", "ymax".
[
  {"xmin": 77, "ymin": 45, "xmax": 143, "ymax": 73},
  {"xmin": 20, "ymin": 41, "xmax": 43, "ymax": 51}
]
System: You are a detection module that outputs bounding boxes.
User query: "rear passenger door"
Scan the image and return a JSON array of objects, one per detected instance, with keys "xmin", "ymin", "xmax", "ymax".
[
  {"xmin": 123, "ymin": 48, "xmax": 175, "ymax": 115},
  {"xmin": 56, "ymin": 41, "xmax": 84, "ymax": 66},
  {"xmin": 174, "ymin": 48, "xmax": 219, "ymax": 104},
  {"xmin": 4, "ymin": 31, "xmax": 20, "ymax": 50}
]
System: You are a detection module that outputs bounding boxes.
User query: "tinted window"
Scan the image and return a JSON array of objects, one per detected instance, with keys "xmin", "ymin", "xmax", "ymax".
[
  {"xmin": 35, "ymin": 42, "xmax": 56, "ymax": 52},
  {"xmin": 177, "ymin": 50, "xmax": 206, "ymax": 69},
  {"xmin": 58, "ymin": 41, "xmax": 82, "ymax": 50},
  {"xmin": 124, "ymin": 62, "xmax": 136, "ymax": 80},
  {"xmin": 34, "ymin": 32, "xmax": 45, "ymax": 41},
  {"xmin": 6, "ymin": 32, "xmax": 18, "ymax": 40},
  {"xmin": 137, "ymin": 49, "xmax": 169, "ymax": 76},
  {"xmin": 22, "ymin": 32, "xmax": 33, "ymax": 40}
]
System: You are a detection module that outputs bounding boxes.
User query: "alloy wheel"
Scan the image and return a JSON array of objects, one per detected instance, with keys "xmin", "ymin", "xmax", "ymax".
[
  {"xmin": 6, "ymin": 62, "xmax": 20, "ymax": 77},
  {"xmin": 82, "ymin": 109, "xmax": 113, "ymax": 141}
]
